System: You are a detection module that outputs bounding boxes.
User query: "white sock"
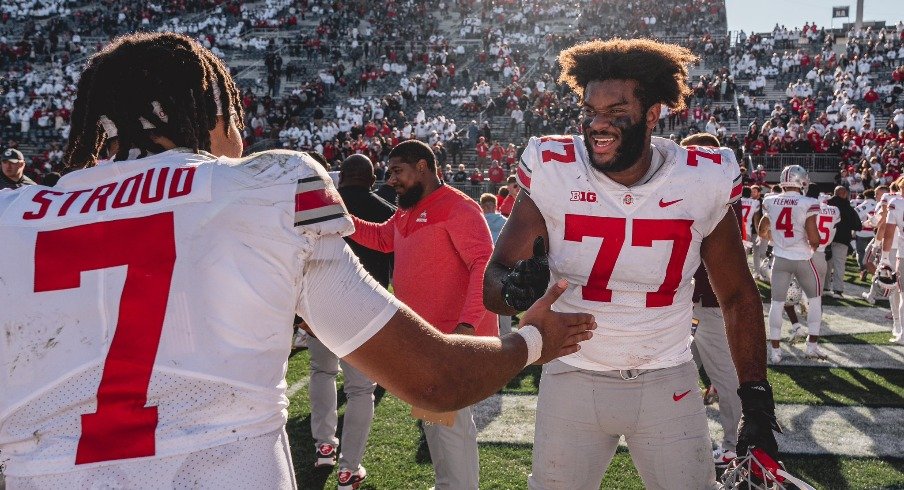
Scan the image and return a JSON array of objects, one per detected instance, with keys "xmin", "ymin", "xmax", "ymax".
[
  {"xmin": 768, "ymin": 301, "xmax": 784, "ymax": 341},
  {"xmin": 807, "ymin": 296, "xmax": 822, "ymax": 337}
]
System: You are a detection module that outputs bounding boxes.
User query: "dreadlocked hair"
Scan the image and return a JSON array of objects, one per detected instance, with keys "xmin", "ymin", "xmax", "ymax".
[
  {"xmin": 557, "ymin": 38, "xmax": 698, "ymax": 112},
  {"xmin": 65, "ymin": 32, "xmax": 244, "ymax": 169}
]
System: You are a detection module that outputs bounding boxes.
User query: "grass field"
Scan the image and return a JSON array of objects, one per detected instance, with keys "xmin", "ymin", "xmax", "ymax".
[{"xmin": 286, "ymin": 256, "xmax": 904, "ymax": 489}]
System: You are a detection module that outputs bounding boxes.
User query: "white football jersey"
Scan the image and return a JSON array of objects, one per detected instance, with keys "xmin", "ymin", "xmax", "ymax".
[
  {"xmin": 517, "ymin": 136, "xmax": 741, "ymax": 371},
  {"xmin": 740, "ymin": 197, "xmax": 761, "ymax": 242},
  {"xmin": 880, "ymin": 192, "xmax": 902, "ymax": 250},
  {"xmin": 762, "ymin": 191, "xmax": 820, "ymax": 260},
  {"xmin": 816, "ymin": 203, "xmax": 841, "ymax": 252},
  {"xmin": 886, "ymin": 197, "xmax": 904, "ymax": 258},
  {"xmin": 0, "ymin": 149, "xmax": 393, "ymax": 480},
  {"xmin": 855, "ymin": 198, "xmax": 877, "ymax": 238}
]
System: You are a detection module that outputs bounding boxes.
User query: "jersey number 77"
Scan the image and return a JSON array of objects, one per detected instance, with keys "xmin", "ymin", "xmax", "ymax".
[{"xmin": 564, "ymin": 214, "xmax": 693, "ymax": 307}]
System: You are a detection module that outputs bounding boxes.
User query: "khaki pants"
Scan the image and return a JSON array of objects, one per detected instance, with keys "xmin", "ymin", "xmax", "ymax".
[
  {"xmin": 692, "ymin": 304, "xmax": 741, "ymax": 452},
  {"xmin": 528, "ymin": 361, "xmax": 715, "ymax": 490},
  {"xmin": 423, "ymin": 407, "xmax": 480, "ymax": 489}
]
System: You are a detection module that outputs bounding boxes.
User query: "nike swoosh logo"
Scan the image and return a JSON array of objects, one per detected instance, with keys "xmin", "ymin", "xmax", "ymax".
[
  {"xmin": 673, "ymin": 389, "xmax": 692, "ymax": 402},
  {"xmin": 659, "ymin": 198, "xmax": 683, "ymax": 208}
]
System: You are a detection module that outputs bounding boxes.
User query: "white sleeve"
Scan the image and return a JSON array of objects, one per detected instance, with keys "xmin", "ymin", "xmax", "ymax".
[
  {"xmin": 516, "ymin": 136, "xmax": 540, "ymax": 194},
  {"xmin": 296, "ymin": 234, "xmax": 402, "ymax": 358},
  {"xmin": 888, "ymin": 201, "xmax": 900, "ymax": 226}
]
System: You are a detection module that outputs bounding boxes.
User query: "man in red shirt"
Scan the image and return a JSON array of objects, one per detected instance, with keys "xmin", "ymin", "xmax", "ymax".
[
  {"xmin": 470, "ymin": 167, "xmax": 484, "ymax": 185},
  {"xmin": 476, "ymin": 136, "xmax": 489, "ymax": 169},
  {"xmin": 490, "ymin": 141, "xmax": 505, "ymax": 165},
  {"xmin": 498, "ymin": 175, "xmax": 518, "ymax": 217},
  {"xmin": 350, "ymin": 140, "xmax": 496, "ymax": 489},
  {"xmin": 488, "ymin": 160, "xmax": 506, "ymax": 185}
]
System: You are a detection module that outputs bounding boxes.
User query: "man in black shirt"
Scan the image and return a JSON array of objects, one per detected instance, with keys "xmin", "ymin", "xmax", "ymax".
[
  {"xmin": 452, "ymin": 164, "xmax": 468, "ymax": 183},
  {"xmin": 338, "ymin": 154, "xmax": 396, "ymax": 286},
  {"xmin": 0, "ymin": 149, "xmax": 36, "ymax": 190},
  {"xmin": 826, "ymin": 186, "xmax": 862, "ymax": 298}
]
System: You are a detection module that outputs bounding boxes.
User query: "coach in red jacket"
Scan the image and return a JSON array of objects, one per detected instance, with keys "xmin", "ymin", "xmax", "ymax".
[{"xmin": 350, "ymin": 139, "xmax": 495, "ymax": 489}]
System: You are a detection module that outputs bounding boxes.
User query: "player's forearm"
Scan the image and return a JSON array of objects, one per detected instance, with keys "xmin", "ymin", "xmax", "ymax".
[
  {"xmin": 721, "ymin": 285, "xmax": 768, "ymax": 383},
  {"xmin": 483, "ymin": 259, "xmax": 518, "ymax": 315},
  {"xmin": 345, "ymin": 308, "xmax": 528, "ymax": 412}
]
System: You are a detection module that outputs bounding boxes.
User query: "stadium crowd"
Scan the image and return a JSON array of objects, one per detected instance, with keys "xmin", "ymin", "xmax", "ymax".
[
  {"xmin": 2, "ymin": 2, "xmax": 904, "ymax": 490},
  {"xmin": 0, "ymin": 0, "xmax": 902, "ymax": 195}
]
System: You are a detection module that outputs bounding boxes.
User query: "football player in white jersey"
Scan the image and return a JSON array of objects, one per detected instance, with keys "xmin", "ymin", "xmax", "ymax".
[
  {"xmin": 484, "ymin": 39, "xmax": 778, "ymax": 490},
  {"xmin": 798, "ymin": 186, "xmax": 839, "ymax": 351},
  {"xmin": 740, "ymin": 187, "xmax": 761, "ymax": 249},
  {"xmin": 854, "ymin": 188, "xmax": 878, "ymax": 281},
  {"xmin": 865, "ymin": 182, "xmax": 901, "ymax": 323},
  {"xmin": 750, "ymin": 185, "xmax": 770, "ymax": 280},
  {"xmin": 0, "ymin": 33, "xmax": 596, "ymax": 489},
  {"xmin": 758, "ymin": 166, "xmax": 822, "ymax": 362},
  {"xmin": 881, "ymin": 192, "xmax": 904, "ymax": 345}
]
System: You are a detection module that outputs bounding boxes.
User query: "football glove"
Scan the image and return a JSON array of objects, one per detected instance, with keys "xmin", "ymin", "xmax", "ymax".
[
  {"xmin": 501, "ymin": 236, "xmax": 550, "ymax": 311},
  {"xmin": 737, "ymin": 380, "xmax": 782, "ymax": 462},
  {"xmin": 825, "ymin": 244, "xmax": 833, "ymax": 260}
]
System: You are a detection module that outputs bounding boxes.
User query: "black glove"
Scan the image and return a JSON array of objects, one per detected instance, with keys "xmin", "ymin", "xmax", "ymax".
[
  {"xmin": 736, "ymin": 380, "xmax": 782, "ymax": 462},
  {"xmin": 501, "ymin": 236, "xmax": 550, "ymax": 311},
  {"xmin": 825, "ymin": 244, "xmax": 833, "ymax": 260}
]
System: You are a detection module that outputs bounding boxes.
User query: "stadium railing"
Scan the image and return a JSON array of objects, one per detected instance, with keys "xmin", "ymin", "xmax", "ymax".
[{"xmin": 748, "ymin": 154, "xmax": 840, "ymax": 172}]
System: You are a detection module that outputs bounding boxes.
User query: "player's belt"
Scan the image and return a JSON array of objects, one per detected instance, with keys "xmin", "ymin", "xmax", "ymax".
[{"xmin": 617, "ymin": 368, "xmax": 665, "ymax": 380}]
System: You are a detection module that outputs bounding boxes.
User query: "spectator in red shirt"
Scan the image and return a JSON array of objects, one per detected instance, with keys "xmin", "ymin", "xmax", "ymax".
[
  {"xmin": 490, "ymin": 141, "xmax": 505, "ymax": 165},
  {"xmin": 498, "ymin": 176, "xmax": 518, "ymax": 217},
  {"xmin": 488, "ymin": 161, "xmax": 506, "ymax": 185},
  {"xmin": 349, "ymin": 140, "xmax": 495, "ymax": 489},
  {"xmin": 749, "ymin": 136, "xmax": 767, "ymax": 156},
  {"xmin": 470, "ymin": 168, "xmax": 484, "ymax": 185},
  {"xmin": 505, "ymin": 143, "xmax": 517, "ymax": 169},
  {"xmin": 864, "ymin": 87, "xmax": 879, "ymax": 106},
  {"xmin": 476, "ymin": 136, "xmax": 489, "ymax": 168}
]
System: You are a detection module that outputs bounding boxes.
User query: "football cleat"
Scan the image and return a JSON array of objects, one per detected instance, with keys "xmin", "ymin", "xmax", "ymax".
[
  {"xmin": 713, "ymin": 446, "xmax": 737, "ymax": 468},
  {"xmin": 861, "ymin": 292, "xmax": 877, "ymax": 305},
  {"xmin": 805, "ymin": 342, "xmax": 828, "ymax": 361},
  {"xmin": 337, "ymin": 466, "xmax": 367, "ymax": 490},
  {"xmin": 314, "ymin": 443, "xmax": 337, "ymax": 468},
  {"xmin": 790, "ymin": 323, "xmax": 807, "ymax": 344}
]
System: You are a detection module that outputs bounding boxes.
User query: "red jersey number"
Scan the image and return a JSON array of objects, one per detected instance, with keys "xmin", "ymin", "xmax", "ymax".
[
  {"xmin": 564, "ymin": 215, "xmax": 693, "ymax": 307},
  {"xmin": 818, "ymin": 215, "xmax": 833, "ymax": 245},
  {"xmin": 740, "ymin": 204, "xmax": 752, "ymax": 240},
  {"xmin": 775, "ymin": 207, "xmax": 794, "ymax": 238},
  {"xmin": 685, "ymin": 146, "xmax": 723, "ymax": 167},
  {"xmin": 34, "ymin": 213, "xmax": 176, "ymax": 464},
  {"xmin": 540, "ymin": 136, "xmax": 575, "ymax": 163}
]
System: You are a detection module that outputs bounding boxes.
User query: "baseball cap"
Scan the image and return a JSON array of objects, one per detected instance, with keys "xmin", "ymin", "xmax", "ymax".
[{"xmin": 2, "ymin": 148, "xmax": 24, "ymax": 162}]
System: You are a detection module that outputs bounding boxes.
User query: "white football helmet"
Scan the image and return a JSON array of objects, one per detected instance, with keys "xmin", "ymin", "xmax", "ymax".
[
  {"xmin": 874, "ymin": 264, "xmax": 898, "ymax": 298},
  {"xmin": 779, "ymin": 165, "xmax": 809, "ymax": 190},
  {"xmin": 785, "ymin": 280, "xmax": 802, "ymax": 306},
  {"xmin": 720, "ymin": 448, "xmax": 816, "ymax": 490}
]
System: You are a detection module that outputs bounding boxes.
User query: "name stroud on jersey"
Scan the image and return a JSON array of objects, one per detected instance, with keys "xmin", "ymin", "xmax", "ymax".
[{"xmin": 21, "ymin": 166, "xmax": 197, "ymax": 220}]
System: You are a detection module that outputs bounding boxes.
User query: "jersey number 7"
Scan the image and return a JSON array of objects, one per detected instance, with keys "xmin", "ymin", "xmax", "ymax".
[
  {"xmin": 34, "ymin": 213, "xmax": 176, "ymax": 464},
  {"xmin": 564, "ymin": 214, "xmax": 693, "ymax": 307}
]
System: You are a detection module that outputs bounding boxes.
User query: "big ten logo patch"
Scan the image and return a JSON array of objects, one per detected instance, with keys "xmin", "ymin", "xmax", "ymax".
[{"xmin": 570, "ymin": 191, "xmax": 597, "ymax": 203}]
